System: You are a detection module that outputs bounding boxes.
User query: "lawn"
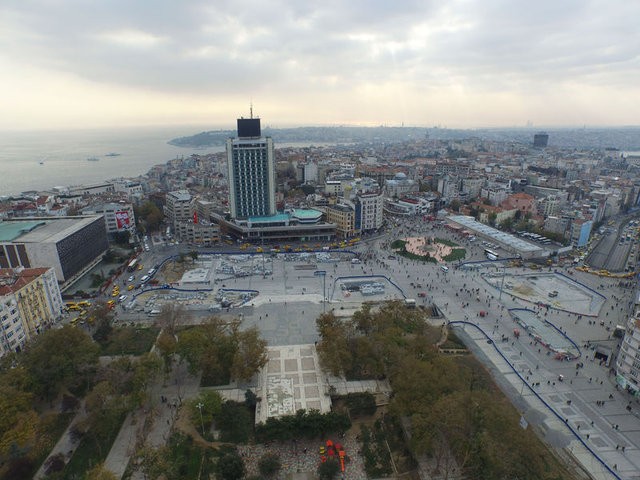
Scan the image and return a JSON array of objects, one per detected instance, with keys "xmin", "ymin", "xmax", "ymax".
[
  {"xmin": 62, "ymin": 411, "xmax": 126, "ymax": 478},
  {"xmin": 98, "ymin": 326, "xmax": 159, "ymax": 356},
  {"xmin": 166, "ymin": 434, "xmax": 215, "ymax": 479},
  {"xmin": 443, "ymin": 248, "xmax": 466, "ymax": 262}
]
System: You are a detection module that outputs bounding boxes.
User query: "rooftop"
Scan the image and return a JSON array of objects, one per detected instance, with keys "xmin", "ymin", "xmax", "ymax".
[
  {"xmin": 0, "ymin": 267, "xmax": 51, "ymax": 296},
  {"xmin": 0, "ymin": 217, "xmax": 102, "ymax": 244},
  {"xmin": 291, "ymin": 209, "xmax": 323, "ymax": 220},
  {"xmin": 167, "ymin": 190, "xmax": 191, "ymax": 202},
  {"xmin": 248, "ymin": 213, "xmax": 290, "ymax": 224},
  {"xmin": 0, "ymin": 220, "xmax": 46, "ymax": 242},
  {"xmin": 448, "ymin": 215, "xmax": 544, "ymax": 254}
]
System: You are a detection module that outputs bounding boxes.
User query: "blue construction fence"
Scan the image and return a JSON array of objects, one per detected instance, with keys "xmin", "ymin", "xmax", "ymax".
[
  {"xmin": 329, "ymin": 274, "xmax": 407, "ymax": 301},
  {"xmin": 474, "ymin": 268, "xmax": 607, "ymax": 318},
  {"xmin": 508, "ymin": 308, "xmax": 582, "ymax": 360},
  {"xmin": 448, "ymin": 320, "xmax": 621, "ymax": 480},
  {"xmin": 133, "ymin": 249, "xmax": 360, "ymax": 300}
]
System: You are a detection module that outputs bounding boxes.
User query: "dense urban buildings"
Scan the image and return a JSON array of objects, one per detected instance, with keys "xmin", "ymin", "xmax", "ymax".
[{"xmin": 0, "ymin": 266, "xmax": 63, "ymax": 356}]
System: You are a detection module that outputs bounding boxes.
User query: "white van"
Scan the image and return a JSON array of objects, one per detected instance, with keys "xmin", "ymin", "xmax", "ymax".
[{"xmin": 441, "ymin": 265, "xmax": 449, "ymax": 273}]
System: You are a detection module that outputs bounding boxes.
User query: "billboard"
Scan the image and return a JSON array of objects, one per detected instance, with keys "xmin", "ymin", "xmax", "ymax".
[
  {"xmin": 115, "ymin": 211, "xmax": 131, "ymax": 229},
  {"xmin": 237, "ymin": 118, "xmax": 261, "ymax": 138}
]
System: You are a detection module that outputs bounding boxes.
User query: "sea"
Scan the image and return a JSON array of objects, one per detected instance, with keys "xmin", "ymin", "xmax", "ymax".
[{"xmin": 0, "ymin": 126, "xmax": 225, "ymax": 197}]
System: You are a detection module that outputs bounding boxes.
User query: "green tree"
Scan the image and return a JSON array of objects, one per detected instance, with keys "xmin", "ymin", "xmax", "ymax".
[
  {"xmin": 155, "ymin": 330, "xmax": 178, "ymax": 374},
  {"xmin": 177, "ymin": 318, "xmax": 237, "ymax": 385},
  {"xmin": 449, "ymin": 199, "xmax": 461, "ymax": 212},
  {"xmin": 189, "ymin": 391, "xmax": 223, "ymax": 428},
  {"xmin": 499, "ymin": 217, "xmax": 514, "ymax": 231},
  {"xmin": 111, "ymin": 231, "xmax": 130, "ymax": 246},
  {"xmin": 318, "ymin": 459, "xmax": 340, "ymax": 480},
  {"xmin": 215, "ymin": 451, "xmax": 245, "ymax": 480},
  {"xmin": 85, "ymin": 462, "xmax": 118, "ymax": 480},
  {"xmin": 258, "ymin": 453, "xmax": 281, "ymax": 477},
  {"xmin": 138, "ymin": 445, "xmax": 176, "ymax": 480},
  {"xmin": 21, "ymin": 326, "xmax": 100, "ymax": 400},
  {"xmin": 217, "ymin": 401, "xmax": 252, "ymax": 443},
  {"xmin": 231, "ymin": 326, "xmax": 268, "ymax": 382},
  {"xmin": 488, "ymin": 212, "xmax": 497, "ymax": 227},
  {"xmin": 135, "ymin": 201, "xmax": 164, "ymax": 233},
  {"xmin": 316, "ymin": 313, "xmax": 352, "ymax": 376},
  {"xmin": 514, "ymin": 209, "xmax": 522, "ymax": 221}
]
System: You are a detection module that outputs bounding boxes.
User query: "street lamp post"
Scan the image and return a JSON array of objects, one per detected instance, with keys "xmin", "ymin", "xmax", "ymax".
[
  {"xmin": 314, "ymin": 270, "xmax": 327, "ymax": 312},
  {"xmin": 196, "ymin": 402, "xmax": 205, "ymax": 437},
  {"xmin": 499, "ymin": 263, "xmax": 506, "ymax": 301}
]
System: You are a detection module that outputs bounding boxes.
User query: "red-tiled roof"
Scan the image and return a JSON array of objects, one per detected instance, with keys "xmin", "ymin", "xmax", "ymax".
[{"xmin": 0, "ymin": 267, "xmax": 50, "ymax": 295}]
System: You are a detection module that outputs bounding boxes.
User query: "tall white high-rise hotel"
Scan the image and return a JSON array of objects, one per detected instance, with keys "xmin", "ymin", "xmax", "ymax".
[{"xmin": 226, "ymin": 117, "xmax": 276, "ymax": 220}]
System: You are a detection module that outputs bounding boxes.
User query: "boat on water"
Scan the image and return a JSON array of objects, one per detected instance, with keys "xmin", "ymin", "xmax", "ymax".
[
  {"xmin": 87, "ymin": 156, "xmax": 100, "ymax": 161},
  {"xmin": 105, "ymin": 152, "xmax": 121, "ymax": 157}
]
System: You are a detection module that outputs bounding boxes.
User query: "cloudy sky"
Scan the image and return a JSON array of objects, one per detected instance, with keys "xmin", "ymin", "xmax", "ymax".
[{"xmin": 1, "ymin": 0, "xmax": 639, "ymax": 130}]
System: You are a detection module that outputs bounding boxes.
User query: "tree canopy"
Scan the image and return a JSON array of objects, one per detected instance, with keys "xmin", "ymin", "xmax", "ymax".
[
  {"xmin": 316, "ymin": 302, "xmax": 576, "ymax": 480},
  {"xmin": 175, "ymin": 317, "xmax": 267, "ymax": 385},
  {"xmin": 21, "ymin": 325, "xmax": 100, "ymax": 400}
]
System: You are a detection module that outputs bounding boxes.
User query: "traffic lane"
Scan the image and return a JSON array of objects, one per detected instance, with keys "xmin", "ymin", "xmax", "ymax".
[
  {"xmin": 603, "ymin": 242, "xmax": 626, "ymax": 272},
  {"xmin": 587, "ymin": 233, "xmax": 615, "ymax": 270}
]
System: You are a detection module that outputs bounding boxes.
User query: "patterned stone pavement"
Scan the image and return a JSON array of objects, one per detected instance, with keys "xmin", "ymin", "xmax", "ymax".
[{"xmin": 238, "ymin": 431, "xmax": 367, "ymax": 480}]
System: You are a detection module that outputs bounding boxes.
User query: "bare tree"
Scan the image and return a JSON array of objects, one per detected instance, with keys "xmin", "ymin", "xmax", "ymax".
[{"xmin": 155, "ymin": 303, "xmax": 189, "ymax": 334}]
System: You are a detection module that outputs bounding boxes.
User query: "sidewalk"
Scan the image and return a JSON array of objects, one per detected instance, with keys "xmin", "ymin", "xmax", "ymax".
[
  {"xmin": 102, "ymin": 360, "xmax": 201, "ymax": 479},
  {"xmin": 34, "ymin": 404, "xmax": 87, "ymax": 480}
]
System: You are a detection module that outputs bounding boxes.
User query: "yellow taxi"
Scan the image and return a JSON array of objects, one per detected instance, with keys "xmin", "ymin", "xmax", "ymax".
[{"xmin": 127, "ymin": 284, "xmax": 134, "ymax": 291}]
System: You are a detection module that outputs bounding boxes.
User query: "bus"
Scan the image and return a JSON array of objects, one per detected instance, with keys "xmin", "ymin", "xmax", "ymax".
[
  {"xmin": 484, "ymin": 249, "xmax": 499, "ymax": 260},
  {"xmin": 127, "ymin": 258, "xmax": 138, "ymax": 272}
]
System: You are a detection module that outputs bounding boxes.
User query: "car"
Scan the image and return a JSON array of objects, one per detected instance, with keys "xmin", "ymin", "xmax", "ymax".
[
  {"xmin": 127, "ymin": 275, "xmax": 135, "ymax": 282},
  {"xmin": 118, "ymin": 294, "xmax": 128, "ymax": 303},
  {"xmin": 128, "ymin": 284, "xmax": 135, "ymax": 291}
]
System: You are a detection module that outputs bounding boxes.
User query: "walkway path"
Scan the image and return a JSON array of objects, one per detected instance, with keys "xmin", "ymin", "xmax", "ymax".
[
  {"xmin": 34, "ymin": 404, "xmax": 88, "ymax": 479},
  {"xmin": 102, "ymin": 359, "xmax": 201, "ymax": 479}
]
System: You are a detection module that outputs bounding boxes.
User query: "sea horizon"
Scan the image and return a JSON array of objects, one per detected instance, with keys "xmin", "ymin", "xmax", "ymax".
[{"xmin": 0, "ymin": 125, "xmax": 224, "ymax": 197}]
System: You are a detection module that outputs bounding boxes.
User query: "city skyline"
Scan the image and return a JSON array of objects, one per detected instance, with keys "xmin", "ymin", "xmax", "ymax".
[{"xmin": 1, "ymin": 0, "xmax": 639, "ymax": 130}]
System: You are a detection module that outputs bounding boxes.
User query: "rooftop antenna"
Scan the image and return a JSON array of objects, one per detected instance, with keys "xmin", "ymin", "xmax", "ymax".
[{"xmin": 250, "ymin": 100, "xmax": 253, "ymax": 119}]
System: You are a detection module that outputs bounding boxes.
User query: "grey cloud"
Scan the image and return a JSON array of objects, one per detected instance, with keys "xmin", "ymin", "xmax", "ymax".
[{"xmin": 1, "ymin": 0, "xmax": 638, "ymax": 96}]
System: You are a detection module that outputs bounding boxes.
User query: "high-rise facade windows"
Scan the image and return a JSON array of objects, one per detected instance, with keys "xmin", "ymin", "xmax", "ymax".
[{"xmin": 226, "ymin": 118, "xmax": 276, "ymax": 220}]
